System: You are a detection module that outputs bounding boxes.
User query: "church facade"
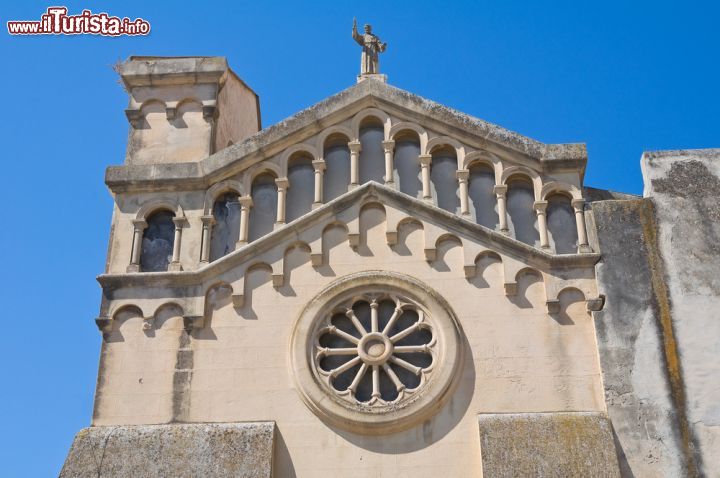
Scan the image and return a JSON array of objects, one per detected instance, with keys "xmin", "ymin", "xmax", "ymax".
[{"xmin": 60, "ymin": 56, "xmax": 720, "ymax": 477}]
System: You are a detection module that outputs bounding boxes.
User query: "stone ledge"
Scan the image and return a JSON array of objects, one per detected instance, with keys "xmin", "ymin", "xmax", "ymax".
[
  {"xmin": 60, "ymin": 422, "xmax": 275, "ymax": 478},
  {"xmin": 478, "ymin": 412, "xmax": 620, "ymax": 478}
]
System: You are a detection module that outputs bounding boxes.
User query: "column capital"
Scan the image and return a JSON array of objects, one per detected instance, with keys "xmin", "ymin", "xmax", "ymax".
[
  {"xmin": 172, "ymin": 216, "xmax": 187, "ymax": 228},
  {"xmin": 132, "ymin": 219, "xmax": 148, "ymax": 230},
  {"xmin": 533, "ymin": 200, "xmax": 548, "ymax": 212},
  {"xmin": 381, "ymin": 139, "xmax": 396, "ymax": 151},
  {"xmin": 312, "ymin": 158, "xmax": 326, "ymax": 171},
  {"xmin": 200, "ymin": 214, "xmax": 216, "ymax": 226},
  {"xmin": 275, "ymin": 177, "xmax": 289, "ymax": 189},
  {"xmin": 348, "ymin": 140, "xmax": 362, "ymax": 153},
  {"xmin": 239, "ymin": 196, "xmax": 254, "ymax": 208},
  {"xmin": 571, "ymin": 198, "xmax": 586, "ymax": 210},
  {"xmin": 456, "ymin": 169, "xmax": 470, "ymax": 181},
  {"xmin": 493, "ymin": 184, "xmax": 507, "ymax": 195},
  {"xmin": 419, "ymin": 154, "xmax": 432, "ymax": 166}
]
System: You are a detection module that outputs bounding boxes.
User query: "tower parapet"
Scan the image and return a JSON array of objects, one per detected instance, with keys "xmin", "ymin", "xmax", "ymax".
[{"xmin": 118, "ymin": 56, "xmax": 261, "ymax": 165}]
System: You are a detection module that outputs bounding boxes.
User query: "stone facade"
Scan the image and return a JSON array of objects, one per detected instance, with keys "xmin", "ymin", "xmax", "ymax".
[{"xmin": 62, "ymin": 57, "xmax": 718, "ymax": 477}]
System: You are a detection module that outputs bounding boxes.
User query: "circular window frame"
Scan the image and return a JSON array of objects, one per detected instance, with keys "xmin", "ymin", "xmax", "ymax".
[{"xmin": 290, "ymin": 271, "xmax": 464, "ymax": 434}]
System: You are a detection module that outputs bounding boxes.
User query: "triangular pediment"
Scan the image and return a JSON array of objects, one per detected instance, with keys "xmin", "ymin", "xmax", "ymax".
[{"xmin": 106, "ymin": 80, "xmax": 586, "ymax": 192}]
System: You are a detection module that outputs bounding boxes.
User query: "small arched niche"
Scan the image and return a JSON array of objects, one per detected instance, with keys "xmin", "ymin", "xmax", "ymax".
[
  {"xmin": 286, "ymin": 152, "xmax": 315, "ymax": 223},
  {"xmin": 393, "ymin": 130, "xmax": 422, "ymax": 199},
  {"xmin": 249, "ymin": 172, "xmax": 278, "ymax": 242},
  {"xmin": 547, "ymin": 193, "xmax": 578, "ymax": 254},
  {"xmin": 140, "ymin": 209, "xmax": 175, "ymax": 272},
  {"xmin": 468, "ymin": 162, "xmax": 498, "ymax": 229},
  {"xmin": 506, "ymin": 176, "xmax": 539, "ymax": 247},
  {"xmin": 210, "ymin": 192, "xmax": 241, "ymax": 262},
  {"xmin": 359, "ymin": 116, "xmax": 385, "ymax": 185},
  {"xmin": 430, "ymin": 145, "xmax": 460, "ymax": 214},
  {"xmin": 323, "ymin": 133, "xmax": 351, "ymax": 202}
]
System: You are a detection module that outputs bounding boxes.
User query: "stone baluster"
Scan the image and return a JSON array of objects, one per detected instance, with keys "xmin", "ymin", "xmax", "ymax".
[
  {"xmin": 494, "ymin": 185, "xmax": 509, "ymax": 234},
  {"xmin": 199, "ymin": 215, "xmax": 216, "ymax": 263},
  {"xmin": 238, "ymin": 196, "xmax": 253, "ymax": 246},
  {"xmin": 348, "ymin": 141, "xmax": 362, "ymax": 188},
  {"xmin": 572, "ymin": 198, "xmax": 591, "ymax": 252},
  {"xmin": 169, "ymin": 217, "xmax": 186, "ymax": 271},
  {"xmin": 382, "ymin": 140, "xmax": 395, "ymax": 186},
  {"xmin": 275, "ymin": 177, "xmax": 289, "ymax": 226},
  {"xmin": 127, "ymin": 219, "xmax": 148, "ymax": 272},
  {"xmin": 534, "ymin": 200, "xmax": 550, "ymax": 249},
  {"xmin": 312, "ymin": 159, "xmax": 326, "ymax": 208},
  {"xmin": 456, "ymin": 169, "xmax": 470, "ymax": 216},
  {"xmin": 419, "ymin": 154, "xmax": 432, "ymax": 201}
]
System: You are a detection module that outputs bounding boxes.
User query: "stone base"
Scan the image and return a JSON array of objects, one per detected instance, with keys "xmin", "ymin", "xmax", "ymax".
[
  {"xmin": 60, "ymin": 422, "xmax": 275, "ymax": 478},
  {"xmin": 357, "ymin": 73, "xmax": 387, "ymax": 83},
  {"xmin": 478, "ymin": 412, "xmax": 620, "ymax": 478}
]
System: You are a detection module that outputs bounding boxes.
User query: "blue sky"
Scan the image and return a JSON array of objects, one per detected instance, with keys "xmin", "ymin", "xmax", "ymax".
[{"xmin": 0, "ymin": 1, "xmax": 718, "ymax": 475}]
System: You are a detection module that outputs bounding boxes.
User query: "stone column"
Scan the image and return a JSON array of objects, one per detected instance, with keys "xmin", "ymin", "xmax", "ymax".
[
  {"xmin": 169, "ymin": 217, "xmax": 185, "ymax": 271},
  {"xmin": 127, "ymin": 219, "xmax": 148, "ymax": 272},
  {"xmin": 572, "ymin": 198, "xmax": 591, "ymax": 252},
  {"xmin": 348, "ymin": 141, "xmax": 362, "ymax": 189},
  {"xmin": 312, "ymin": 159, "xmax": 326, "ymax": 208},
  {"xmin": 199, "ymin": 215, "xmax": 216, "ymax": 264},
  {"xmin": 456, "ymin": 169, "xmax": 470, "ymax": 216},
  {"xmin": 419, "ymin": 154, "xmax": 432, "ymax": 201},
  {"xmin": 275, "ymin": 177, "xmax": 289, "ymax": 226},
  {"xmin": 238, "ymin": 196, "xmax": 253, "ymax": 246},
  {"xmin": 494, "ymin": 185, "xmax": 509, "ymax": 233},
  {"xmin": 534, "ymin": 200, "xmax": 550, "ymax": 249},
  {"xmin": 382, "ymin": 139, "xmax": 395, "ymax": 186}
]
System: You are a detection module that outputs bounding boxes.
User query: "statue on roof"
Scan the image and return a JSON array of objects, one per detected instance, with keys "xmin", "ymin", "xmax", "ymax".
[{"xmin": 352, "ymin": 18, "xmax": 387, "ymax": 76}]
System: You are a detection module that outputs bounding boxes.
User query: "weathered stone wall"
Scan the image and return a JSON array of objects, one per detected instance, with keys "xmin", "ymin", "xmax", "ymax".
[
  {"xmin": 478, "ymin": 412, "xmax": 619, "ymax": 477},
  {"xmin": 61, "ymin": 422, "xmax": 275, "ymax": 478},
  {"xmin": 591, "ymin": 148, "xmax": 720, "ymax": 477}
]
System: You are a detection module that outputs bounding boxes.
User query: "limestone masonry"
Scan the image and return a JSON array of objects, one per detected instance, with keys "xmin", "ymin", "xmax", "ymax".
[{"xmin": 61, "ymin": 56, "xmax": 719, "ymax": 477}]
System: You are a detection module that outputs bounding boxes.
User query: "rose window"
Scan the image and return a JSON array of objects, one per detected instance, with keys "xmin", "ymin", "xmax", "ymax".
[
  {"xmin": 316, "ymin": 295, "xmax": 435, "ymax": 405},
  {"xmin": 290, "ymin": 271, "xmax": 463, "ymax": 434}
]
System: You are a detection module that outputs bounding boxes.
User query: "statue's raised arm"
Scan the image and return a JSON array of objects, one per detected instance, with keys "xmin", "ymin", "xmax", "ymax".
[{"xmin": 352, "ymin": 17, "xmax": 363, "ymax": 45}]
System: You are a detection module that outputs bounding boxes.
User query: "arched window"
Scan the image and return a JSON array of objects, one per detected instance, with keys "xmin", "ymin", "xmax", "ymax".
[
  {"xmin": 430, "ymin": 146, "xmax": 460, "ymax": 214},
  {"xmin": 393, "ymin": 130, "xmax": 422, "ymax": 199},
  {"xmin": 468, "ymin": 163, "xmax": 498, "ymax": 229},
  {"xmin": 547, "ymin": 193, "xmax": 578, "ymax": 254},
  {"xmin": 249, "ymin": 173, "xmax": 278, "ymax": 242},
  {"xmin": 140, "ymin": 210, "xmax": 175, "ymax": 272},
  {"xmin": 358, "ymin": 117, "xmax": 385, "ymax": 184},
  {"xmin": 323, "ymin": 134, "xmax": 351, "ymax": 202},
  {"xmin": 210, "ymin": 192, "xmax": 241, "ymax": 261},
  {"xmin": 286, "ymin": 154, "xmax": 315, "ymax": 222},
  {"xmin": 507, "ymin": 177, "xmax": 539, "ymax": 246}
]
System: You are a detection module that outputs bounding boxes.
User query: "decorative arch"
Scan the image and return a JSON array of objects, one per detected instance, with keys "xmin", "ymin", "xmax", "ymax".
[
  {"xmin": 110, "ymin": 303, "xmax": 146, "ymax": 321},
  {"xmin": 514, "ymin": 266, "xmax": 543, "ymax": 283},
  {"xmin": 317, "ymin": 125, "xmax": 353, "ymax": 150},
  {"xmin": 136, "ymin": 199, "xmax": 184, "ymax": 221},
  {"xmin": 138, "ymin": 98, "xmax": 165, "ymax": 113},
  {"xmin": 350, "ymin": 108, "xmax": 391, "ymax": 140},
  {"xmin": 280, "ymin": 143, "xmax": 320, "ymax": 174},
  {"xmin": 500, "ymin": 166, "xmax": 543, "ymax": 200},
  {"xmin": 463, "ymin": 150, "xmax": 503, "ymax": 181},
  {"xmin": 541, "ymin": 181, "xmax": 582, "ymax": 201},
  {"xmin": 426, "ymin": 135, "xmax": 465, "ymax": 165},
  {"xmin": 388, "ymin": 121, "xmax": 429, "ymax": 152},
  {"xmin": 203, "ymin": 180, "xmax": 245, "ymax": 215},
  {"xmin": 243, "ymin": 161, "xmax": 282, "ymax": 192}
]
